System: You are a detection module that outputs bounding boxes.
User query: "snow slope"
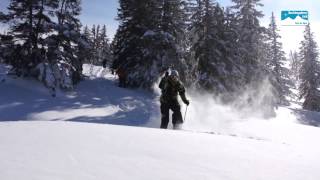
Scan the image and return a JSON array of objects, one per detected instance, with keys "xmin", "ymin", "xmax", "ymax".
[
  {"xmin": 0, "ymin": 64, "xmax": 160, "ymax": 127},
  {"xmin": 1, "ymin": 121, "xmax": 319, "ymax": 180},
  {"xmin": 1, "ymin": 64, "xmax": 320, "ymax": 180}
]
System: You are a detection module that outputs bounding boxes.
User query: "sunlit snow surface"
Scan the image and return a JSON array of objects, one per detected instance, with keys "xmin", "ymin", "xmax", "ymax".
[
  {"xmin": 1, "ymin": 121, "xmax": 319, "ymax": 180},
  {"xmin": 1, "ymin": 64, "xmax": 320, "ymax": 180}
]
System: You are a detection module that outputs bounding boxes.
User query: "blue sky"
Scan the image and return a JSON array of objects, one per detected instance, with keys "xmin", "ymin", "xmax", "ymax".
[
  {"xmin": 80, "ymin": 0, "xmax": 119, "ymax": 38},
  {"xmin": 1, "ymin": 0, "xmax": 320, "ymax": 53},
  {"xmin": 0, "ymin": 0, "xmax": 119, "ymax": 38}
]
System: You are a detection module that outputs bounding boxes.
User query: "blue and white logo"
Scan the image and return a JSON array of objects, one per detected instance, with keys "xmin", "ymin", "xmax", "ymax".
[{"xmin": 281, "ymin": 10, "xmax": 309, "ymax": 26}]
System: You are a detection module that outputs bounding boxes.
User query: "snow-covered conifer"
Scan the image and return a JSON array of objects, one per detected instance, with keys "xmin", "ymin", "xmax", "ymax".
[
  {"xmin": 266, "ymin": 12, "xmax": 291, "ymax": 105},
  {"xmin": 231, "ymin": 0, "xmax": 265, "ymax": 83},
  {"xmin": 289, "ymin": 51, "xmax": 300, "ymax": 83},
  {"xmin": 113, "ymin": 0, "xmax": 188, "ymax": 88},
  {"xmin": 299, "ymin": 24, "xmax": 320, "ymax": 111},
  {"xmin": 187, "ymin": 1, "xmax": 242, "ymax": 94},
  {"xmin": 5, "ymin": 0, "xmax": 59, "ymax": 74}
]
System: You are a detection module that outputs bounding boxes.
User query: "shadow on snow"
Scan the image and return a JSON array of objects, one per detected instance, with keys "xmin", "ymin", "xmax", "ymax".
[
  {"xmin": 290, "ymin": 108, "xmax": 320, "ymax": 127},
  {"xmin": 0, "ymin": 76, "xmax": 160, "ymax": 128}
]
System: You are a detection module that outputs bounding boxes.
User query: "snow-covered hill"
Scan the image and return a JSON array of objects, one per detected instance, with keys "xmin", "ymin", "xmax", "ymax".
[
  {"xmin": 1, "ymin": 121, "xmax": 319, "ymax": 180},
  {"xmin": 1, "ymin": 64, "xmax": 320, "ymax": 180}
]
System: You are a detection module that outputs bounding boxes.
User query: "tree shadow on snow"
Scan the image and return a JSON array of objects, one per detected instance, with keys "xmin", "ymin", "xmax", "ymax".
[
  {"xmin": 0, "ymin": 76, "xmax": 160, "ymax": 128},
  {"xmin": 289, "ymin": 108, "xmax": 320, "ymax": 127}
]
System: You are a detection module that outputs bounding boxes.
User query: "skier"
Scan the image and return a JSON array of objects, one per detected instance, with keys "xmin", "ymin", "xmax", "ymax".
[
  {"xmin": 102, "ymin": 58, "xmax": 107, "ymax": 68},
  {"xmin": 159, "ymin": 70, "xmax": 190, "ymax": 129},
  {"xmin": 116, "ymin": 66, "xmax": 127, "ymax": 88},
  {"xmin": 11, "ymin": 45, "xmax": 23, "ymax": 77}
]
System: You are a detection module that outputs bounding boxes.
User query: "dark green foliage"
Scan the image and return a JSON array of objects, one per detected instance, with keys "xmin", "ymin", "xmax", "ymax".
[
  {"xmin": 81, "ymin": 24, "xmax": 112, "ymax": 66},
  {"xmin": 2, "ymin": 0, "xmax": 87, "ymax": 88},
  {"xmin": 112, "ymin": 0, "xmax": 188, "ymax": 88},
  {"xmin": 189, "ymin": 1, "xmax": 243, "ymax": 93},
  {"xmin": 265, "ymin": 12, "xmax": 291, "ymax": 105},
  {"xmin": 299, "ymin": 25, "xmax": 320, "ymax": 111}
]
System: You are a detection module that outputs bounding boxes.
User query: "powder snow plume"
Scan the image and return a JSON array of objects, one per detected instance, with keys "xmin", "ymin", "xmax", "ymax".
[{"xmin": 152, "ymin": 76, "xmax": 280, "ymax": 134}]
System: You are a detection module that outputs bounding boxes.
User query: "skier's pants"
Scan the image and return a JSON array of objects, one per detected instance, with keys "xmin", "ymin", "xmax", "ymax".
[
  {"xmin": 119, "ymin": 77, "xmax": 126, "ymax": 87},
  {"xmin": 160, "ymin": 100, "xmax": 183, "ymax": 129}
]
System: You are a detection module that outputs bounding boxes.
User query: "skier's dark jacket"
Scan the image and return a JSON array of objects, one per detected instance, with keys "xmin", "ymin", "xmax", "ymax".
[{"xmin": 159, "ymin": 75, "xmax": 188, "ymax": 104}]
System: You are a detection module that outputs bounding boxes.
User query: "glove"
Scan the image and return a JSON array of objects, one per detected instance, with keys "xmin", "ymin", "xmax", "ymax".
[{"xmin": 184, "ymin": 99, "xmax": 190, "ymax": 106}]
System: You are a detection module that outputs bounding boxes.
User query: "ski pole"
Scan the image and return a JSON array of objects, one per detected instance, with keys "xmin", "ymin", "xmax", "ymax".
[{"xmin": 183, "ymin": 105, "xmax": 188, "ymax": 122}]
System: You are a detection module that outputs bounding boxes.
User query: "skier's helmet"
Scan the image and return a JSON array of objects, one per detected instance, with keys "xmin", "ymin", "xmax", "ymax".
[{"xmin": 170, "ymin": 70, "xmax": 179, "ymax": 78}]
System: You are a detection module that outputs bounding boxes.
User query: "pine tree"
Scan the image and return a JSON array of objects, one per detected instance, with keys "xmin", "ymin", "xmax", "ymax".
[
  {"xmin": 96, "ymin": 25, "xmax": 100, "ymax": 41},
  {"xmin": 6, "ymin": 0, "xmax": 59, "ymax": 74},
  {"xmin": 190, "ymin": 0, "xmax": 223, "ymax": 91},
  {"xmin": 299, "ymin": 24, "xmax": 320, "ymax": 111},
  {"xmin": 45, "ymin": 0, "xmax": 84, "ymax": 87},
  {"xmin": 2, "ymin": 0, "xmax": 87, "ymax": 90},
  {"xmin": 266, "ymin": 12, "xmax": 290, "ymax": 105},
  {"xmin": 0, "ymin": 33, "xmax": 14, "ymax": 65},
  {"xmin": 94, "ymin": 24, "xmax": 103, "ymax": 65},
  {"xmin": 112, "ymin": 0, "xmax": 135, "ymax": 72},
  {"xmin": 78, "ymin": 26, "xmax": 93, "ymax": 67},
  {"xmin": 93, "ymin": 25, "xmax": 101, "ymax": 64},
  {"xmin": 0, "ymin": 11, "xmax": 7, "ymax": 22},
  {"xmin": 187, "ymin": 0, "xmax": 242, "ymax": 94},
  {"xmin": 100, "ymin": 25, "xmax": 108, "ymax": 47},
  {"xmin": 231, "ymin": 0, "xmax": 265, "ymax": 83},
  {"xmin": 160, "ymin": 0, "xmax": 188, "ymax": 80},
  {"xmin": 80, "ymin": 25, "xmax": 93, "ymax": 64},
  {"xmin": 112, "ymin": 0, "xmax": 175, "ymax": 88},
  {"xmin": 223, "ymin": 6, "xmax": 245, "ymax": 91},
  {"xmin": 289, "ymin": 50, "xmax": 300, "ymax": 83},
  {"xmin": 227, "ymin": 0, "xmax": 279, "ymax": 113},
  {"xmin": 82, "ymin": 24, "xmax": 112, "ymax": 67},
  {"xmin": 83, "ymin": 25, "xmax": 91, "ymax": 39},
  {"xmin": 90, "ymin": 24, "xmax": 97, "ymax": 64},
  {"xmin": 100, "ymin": 25, "xmax": 112, "ymax": 67},
  {"xmin": 89, "ymin": 24, "xmax": 103, "ymax": 65}
]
